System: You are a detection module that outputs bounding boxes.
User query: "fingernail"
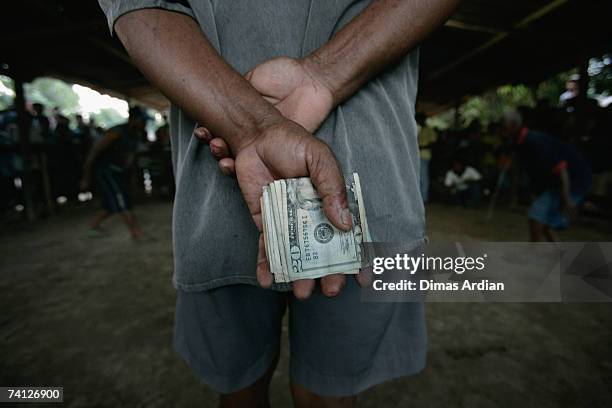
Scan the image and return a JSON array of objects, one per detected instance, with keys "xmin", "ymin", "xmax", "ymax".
[
  {"xmin": 257, "ymin": 268, "xmax": 273, "ymax": 288},
  {"xmin": 295, "ymin": 288, "xmax": 310, "ymax": 300},
  {"xmin": 261, "ymin": 276, "xmax": 272, "ymax": 288},
  {"xmin": 293, "ymin": 280, "xmax": 313, "ymax": 300},
  {"xmin": 325, "ymin": 284, "xmax": 340, "ymax": 297},
  {"xmin": 340, "ymin": 208, "xmax": 352, "ymax": 228},
  {"xmin": 210, "ymin": 145, "xmax": 220, "ymax": 155}
]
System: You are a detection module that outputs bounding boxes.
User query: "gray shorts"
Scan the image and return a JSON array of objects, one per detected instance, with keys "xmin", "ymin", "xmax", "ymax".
[{"xmin": 173, "ymin": 279, "xmax": 427, "ymax": 396}]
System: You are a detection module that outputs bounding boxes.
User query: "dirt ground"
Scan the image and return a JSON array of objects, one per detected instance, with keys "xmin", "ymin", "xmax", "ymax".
[{"xmin": 1, "ymin": 201, "xmax": 611, "ymax": 407}]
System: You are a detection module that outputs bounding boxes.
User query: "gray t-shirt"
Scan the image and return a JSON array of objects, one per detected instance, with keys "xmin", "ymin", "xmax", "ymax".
[{"xmin": 100, "ymin": 0, "xmax": 426, "ymax": 291}]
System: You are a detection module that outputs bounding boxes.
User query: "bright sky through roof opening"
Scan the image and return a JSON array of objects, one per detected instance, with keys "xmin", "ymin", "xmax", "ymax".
[
  {"xmin": 72, "ymin": 84, "xmax": 129, "ymax": 118},
  {"xmin": 0, "ymin": 79, "xmax": 15, "ymax": 97}
]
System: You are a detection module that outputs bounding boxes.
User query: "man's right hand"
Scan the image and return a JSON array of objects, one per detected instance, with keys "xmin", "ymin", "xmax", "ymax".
[{"xmin": 233, "ymin": 118, "xmax": 351, "ymax": 299}]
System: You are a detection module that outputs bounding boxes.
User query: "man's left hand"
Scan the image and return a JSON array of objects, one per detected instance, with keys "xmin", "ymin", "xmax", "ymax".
[{"xmin": 195, "ymin": 56, "xmax": 334, "ymax": 175}]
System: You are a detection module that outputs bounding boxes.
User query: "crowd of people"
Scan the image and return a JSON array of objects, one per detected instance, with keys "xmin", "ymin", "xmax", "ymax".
[
  {"xmin": 0, "ymin": 102, "xmax": 173, "ymax": 229},
  {"xmin": 418, "ymin": 77, "xmax": 612, "ymax": 240},
  {"xmin": 2, "ymin": 77, "xmax": 611, "ymax": 242}
]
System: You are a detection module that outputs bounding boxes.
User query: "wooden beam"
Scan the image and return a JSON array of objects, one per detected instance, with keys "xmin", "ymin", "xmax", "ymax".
[
  {"xmin": 428, "ymin": 0, "xmax": 570, "ymax": 81},
  {"xmin": 515, "ymin": 0, "xmax": 570, "ymax": 29},
  {"xmin": 88, "ymin": 37, "xmax": 135, "ymax": 67},
  {"xmin": 445, "ymin": 19, "xmax": 506, "ymax": 35},
  {"xmin": 4, "ymin": 20, "xmax": 106, "ymax": 42},
  {"xmin": 14, "ymin": 76, "xmax": 36, "ymax": 221}
]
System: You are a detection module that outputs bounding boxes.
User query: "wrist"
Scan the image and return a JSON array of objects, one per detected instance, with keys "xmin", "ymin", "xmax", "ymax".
[
  {"xmin": 301, "ymin": 53, "xmax": 341, "ymax": 107},
  {"xmin": 231, "ymin": 111, "xmax": 287, "ymax": 155}
]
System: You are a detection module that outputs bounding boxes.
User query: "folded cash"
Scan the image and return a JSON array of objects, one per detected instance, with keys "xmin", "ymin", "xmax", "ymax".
[{"xmin": 261, "ymin": 173, "xmax": 371, "ymax": 283}]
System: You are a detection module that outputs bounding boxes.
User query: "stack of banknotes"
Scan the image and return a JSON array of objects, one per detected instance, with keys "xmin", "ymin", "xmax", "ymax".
[{"xmin": 261, "ymin": 173, "xmax": 371, "ymax": 283}]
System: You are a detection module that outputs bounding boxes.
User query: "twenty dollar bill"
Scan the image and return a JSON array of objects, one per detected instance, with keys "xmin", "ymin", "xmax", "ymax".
[{"xmin": 262, "ymin": 173, "xmax": 370, "ymax": 283}]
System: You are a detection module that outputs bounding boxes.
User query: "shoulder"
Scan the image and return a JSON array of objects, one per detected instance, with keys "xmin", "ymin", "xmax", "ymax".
[
  {"xmin": 527, "ymin": 130, "xmax": 558, "ymax": 145},
  {"xmin": 466, "ymin": 166, "xmax": 481, "ymax": 175},
  {"xmin": 101, "ymin": 125, "xmax": 126, "ymax": 142},
  {"xmin": 109, "ymin": 123, "xmax": 128, "ymax": 133}
]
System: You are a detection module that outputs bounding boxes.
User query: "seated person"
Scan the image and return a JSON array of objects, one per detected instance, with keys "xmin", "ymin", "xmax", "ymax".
[{"xmin": 444, "ymin": 160, "xmax": 482, "ymax": 206}]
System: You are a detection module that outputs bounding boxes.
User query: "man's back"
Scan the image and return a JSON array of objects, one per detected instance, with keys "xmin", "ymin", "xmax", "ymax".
[
  {"xmin": 163, "ymin": 0, "xmax": 425, "ymax": 290},
  {"xmin": 98, "ymin": 0, "xmax": 460, "ymax": 403}
]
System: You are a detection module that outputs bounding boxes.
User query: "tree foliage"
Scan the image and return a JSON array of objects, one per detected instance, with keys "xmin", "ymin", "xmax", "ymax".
[
  {"xmin": 428, "ymin": 84, "xmax": 537, "ymax": 130},
  {"xmin": 588, "ymin": 54, "xmax": 612, "ymax": 97},
  {"xmin": 0, "ymin": 75, "xmax": 15, "ymax": 110},
  {"xmin": 24, "ymin": 77, "xmax": 80, "ymax": 116},
  {"xmin": 90, "ymin": 108, "xmax": 125, "ymax": 128},
  {"xmin": 536, "ymin": 69, "xmax": 577, "ymax": 105},
  {"xmin": 0, "ymin": 76, "xmax": 129, "ymax": 128}
]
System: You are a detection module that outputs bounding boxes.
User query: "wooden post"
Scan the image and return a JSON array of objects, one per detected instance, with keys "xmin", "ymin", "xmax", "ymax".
[
  {"xmin": 578, "ymin": 57, "xmax": 590, "ymax": 105},
  {"xmin": 14, "ymin": 76, "xmax": 36, "ymax": 221},
  {"xmin": 453, "ymin": 99, "xmax": 461, "ymax": 131},
  {"xmin": 40, "ymin": 152, "xmax": 55, "ymax": 216}
]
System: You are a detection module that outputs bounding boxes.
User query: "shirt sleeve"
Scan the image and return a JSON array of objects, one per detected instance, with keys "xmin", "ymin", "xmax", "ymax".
[
  {"xmin": 465, "ymin": 167, "xmax": 482, "ymax": 181},
  {"xmin": 551, "ymin": 160, "xmax": 568, "ymax": 175},
  {"xmin": 98, "ymin": 0, "xmax": 196, "ymax": 35}
]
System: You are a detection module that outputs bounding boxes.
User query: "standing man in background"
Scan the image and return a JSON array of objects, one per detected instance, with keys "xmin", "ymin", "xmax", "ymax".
[
  {"xmin": 98, "ymin": 1, "xmax": 459, "ymax": 406},
  {"xmin": 80, "ymin": 106, "xmax": 147, "ymax": 239},
  {"xmin": 501, "ymin": 110, "xmax": 592, "ymax": 242}
]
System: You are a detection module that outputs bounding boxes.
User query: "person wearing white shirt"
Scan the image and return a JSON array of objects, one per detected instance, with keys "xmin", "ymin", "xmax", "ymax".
[{"xmin": 444, "ymin": 160, "xmax": 482, "ymax": 206}]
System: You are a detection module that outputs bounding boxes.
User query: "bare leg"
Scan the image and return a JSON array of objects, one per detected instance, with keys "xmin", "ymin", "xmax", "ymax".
[
  {"xmin": 219, "ymin": 356, "xmax": 278, "ymax": 408},
  {"xmin": 90, "ymin": 210, "xmax": 110, "ymax": 230},
  {"xmin": 119, "ymin": 210, "xmax": 143, "ymax": 239},
  {"xmin": 543, "ymin": 226, "xmax": 559, "ymax": 243},
  {"xmin": 529, "ymin": 219, "xmax": 544, "ymax": 242},
  {"xmin": 290, "ymin": 381, "xmax": 357, "ymax": 408}
]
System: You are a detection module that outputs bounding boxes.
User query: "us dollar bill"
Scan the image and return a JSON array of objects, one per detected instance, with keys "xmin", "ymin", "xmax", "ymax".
[{"xmin": 262, "ymin": 173, "xmax": 370, "ymax": 283}]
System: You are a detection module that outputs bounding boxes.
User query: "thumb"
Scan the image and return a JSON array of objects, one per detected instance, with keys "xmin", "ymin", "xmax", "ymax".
[{"xmin": 306, "ymin": 141, "xmax": 351, "ymax": 232}]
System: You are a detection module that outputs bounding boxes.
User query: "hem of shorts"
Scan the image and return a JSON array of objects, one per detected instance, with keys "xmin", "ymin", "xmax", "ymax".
[
  {"xmin": 174, "ymin": 339, "xmax": 279, "ymax": 394},
  {"xmin": 173, "ymin": 275, "xmax": 291, "ymax": 292},
  {"xmin": 526, "ymin": 208, "xmax": 569, "ymax": 230},
  {"xmin": 289, "ymin": 345, "xmax": 427, "ymax": 397},
  {"xmin": 374, "ymin": 236, "xmax": 429, "ymax": 248}
]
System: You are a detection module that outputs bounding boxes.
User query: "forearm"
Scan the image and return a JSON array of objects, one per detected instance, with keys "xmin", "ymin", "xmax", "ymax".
[
  {"xmin": 82, "ymin": 131, "xmax": 118, "ymax": 177},
  {"xmin": 82, "ymin": 142, "xmax": 104, "ymax": 177},
  {"xmin": 114, "ymin": 9, "xmax": 282, "ymax": 153},
  {"xmin": 305, "ymin": 0, "xmax": 460, "ymax": 105}
]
